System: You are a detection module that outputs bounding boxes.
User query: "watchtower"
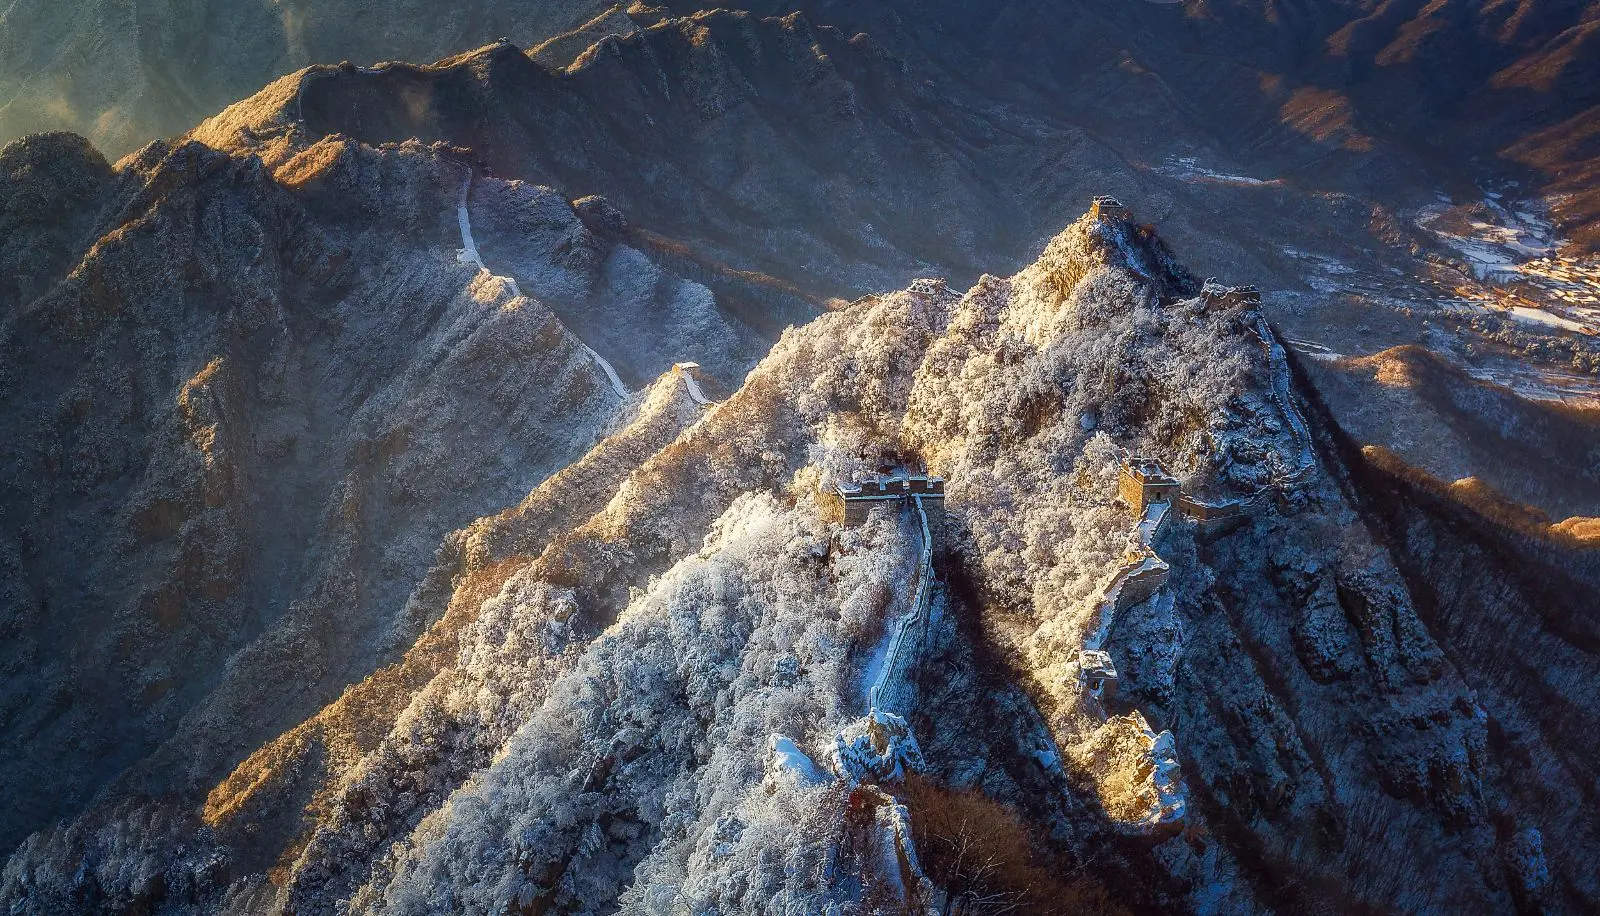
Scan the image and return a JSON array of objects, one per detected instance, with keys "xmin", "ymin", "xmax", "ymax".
[
  {"xmin": 833, "ymin": 475, "xmax": 944, "ymax": 523},
  {"xmin": 831, "ymin": 473, "xmax": 947, "ymax": 551},
  {"xmin": 1091, "ymin": 195, "xmax": 1131, "ymax": 223},
  {"xmin": 1079, "ymin": 649, "xmax": 1119, "ymax": 715},
  {"xmin": 1200, "ymin": 279, "xmax": 1263, "ymax": 309},
  {"xmin": 1118, "ymin": 457, "xmax": 1180, "ymax": 515}
]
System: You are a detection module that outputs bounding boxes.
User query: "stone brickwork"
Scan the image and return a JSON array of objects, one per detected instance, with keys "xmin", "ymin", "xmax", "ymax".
[
  {"xmin": 1200, "ymin": 278, "xmax": 1262, "ymax": 308},
  {"xmin": 832, "ymin": 473, "xmax": 946, "ymax": 552},
  {"xmin": 1118, "ymin": 456, "xmax": 1181, "ymax": 514},
  {"xmin": 1079, "ymin": 648, "xmax": 1119, "ymax": 717}
]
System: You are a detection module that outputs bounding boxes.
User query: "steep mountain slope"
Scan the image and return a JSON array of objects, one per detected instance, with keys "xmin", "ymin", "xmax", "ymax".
[
  {"xmin": 169, "ymin": 7, "xmax": 1596, "ymax": 522},
  {"xmin": 8, "ymin": 202, "xmax": 1591, "ymax": 914},
  {"xmin": 669, "ymin": 0, "xmax": 1600, "ymax": 251},
  {"xmin": 0, "ymin": 120, "xmax": 764, "ymax": 856},
  {"xmin": 183, "ymin": 9, "xmax": 1425, "ymax": 311},
  {"xmin": 1307, "ymin": 344, "xmax": 1600, "ymax": 519},
  {"xmin": 210, "ymin": 11, "xmax": 1077, "ymax": 298},
  {"xmin": 1318, "ymin": 441, "xmax": 1600, "ymax": 916}
]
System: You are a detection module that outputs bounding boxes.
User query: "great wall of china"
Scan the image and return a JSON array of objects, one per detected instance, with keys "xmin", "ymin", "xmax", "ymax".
[
  {"xmin": 808, "ymin": 202, "xmax": 1322, "ymax": 897},
  {"xmin": 672, "ymin": 362, "xmax": 714, "ymax": 407},
  {"xmin": 437, "ymin": 188, "xmax": 1316, "ymax": 903},
  {"xmin": 1067, "ymin": 208, "xmax": 1319, "ymax": 833},
  {"xmin": 824, "ymin": 479, "xmax": 940, "ymax": 905},
  {"xmin": 455, "ymin": 178, "xmax": 1313, "ymax": 900},
  {"xmin": 450, "ymin": 166, "xmax": 726, "ymax": 411},
  {"xmin": 451, "ymin": 169, "xmax": 630, "ymax": 403}
]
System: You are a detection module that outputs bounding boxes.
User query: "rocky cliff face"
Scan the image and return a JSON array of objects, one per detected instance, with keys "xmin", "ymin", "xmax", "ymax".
[{"xmin": 7, "ymin": 191, "xmax": 1590, "ymax": 913}]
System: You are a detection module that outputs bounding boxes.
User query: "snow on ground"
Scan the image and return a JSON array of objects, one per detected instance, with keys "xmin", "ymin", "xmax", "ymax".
[
  {"xmin": 674, "ymin": 363, "xmax": 713, "ymax": 406},
  {"xmin": 1507, "ymin": 306, "xmax": 1590, "ymax": 333},
  {"xmin": 767, "ymin": 736, "xmax": 827, "ymax": 787},
  {"xmin": 1284, "ymin": 338, "xmax": 1340, "ymax": 362},
  {"xmin": 1458, "ymin": 359, "xmax": 1600, "ymax": 405},
  {"xmin": 1414, "ymin": 188, "xmax": 1599, "ymax": 334},
  {"xmin": 1416, "ymin": 191, "xmax": 1560, "ymax": 281},
  {"xmin": 857, "ymin": 628, "xmax": 894, "ymax": 708},
  {"xmin": 1279, "ymin": 214, "xmax": 1599, "ymax": 406},
  {"xmin": 361, "ymin": 494, "xmax": 896, "ymax": 914},
  {"xmin": 1155, "ymin": 156, "xmax": 1276, "ymax": 187}
]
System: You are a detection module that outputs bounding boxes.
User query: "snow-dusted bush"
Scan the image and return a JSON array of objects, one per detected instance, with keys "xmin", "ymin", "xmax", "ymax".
[{"xmin": 351, "ymin": 494, "xmax": 909, "ymax": 914}]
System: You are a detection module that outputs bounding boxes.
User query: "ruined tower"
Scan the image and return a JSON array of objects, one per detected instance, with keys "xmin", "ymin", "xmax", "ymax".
[
  {"xmin": 1091, "ymin": 195, "xmax": 1131, "ymax": 222},
  {"xmin": 830, "ymin": 473, "xmax": 947, "ymax": 552}
]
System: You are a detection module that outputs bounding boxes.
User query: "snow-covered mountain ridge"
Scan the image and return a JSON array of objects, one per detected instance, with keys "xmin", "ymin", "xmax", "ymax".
[{"xmin": 8, "ymin": 196, "xmax": 1593, "ymax": 914}]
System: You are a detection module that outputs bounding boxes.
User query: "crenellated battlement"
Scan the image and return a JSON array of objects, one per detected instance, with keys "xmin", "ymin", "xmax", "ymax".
[{"xmin": 831, "ymin": 472, "xmax": 947, "ymax": 551}]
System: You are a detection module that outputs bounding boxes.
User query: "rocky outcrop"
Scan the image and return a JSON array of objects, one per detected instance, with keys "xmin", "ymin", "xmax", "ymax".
[{"xmin": 1328, "ymin": 436, "xmax": 1600, "ymax": 913}]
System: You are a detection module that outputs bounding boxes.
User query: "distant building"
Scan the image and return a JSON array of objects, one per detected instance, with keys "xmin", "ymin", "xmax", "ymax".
[
  {"xmin": 1118, "ymin": 456, "xmax": 1180, "ymax": 515},
  {"xmin": 1091, "ymin": 195, "xmax": 1131, "ymax": 222}
]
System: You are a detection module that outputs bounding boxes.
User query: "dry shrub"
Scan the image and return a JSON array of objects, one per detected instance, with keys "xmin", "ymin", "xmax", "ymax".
[{"xmin": 900, "ymin": 775, "xmax": 1129, "ymax": 916}]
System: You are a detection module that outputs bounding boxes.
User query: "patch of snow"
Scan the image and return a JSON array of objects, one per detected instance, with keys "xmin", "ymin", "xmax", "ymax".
[
  {"xmin": 1507, "ymin": 306, "xmax": 1590, "ymax": 333},
  {"xmin": 766, "ymin": 736, "xmax": 826, "ymax": 788},
  {"xmin": 1416, "ymin": 194, "xmax": 1561, "ymax": 281},
  {"xmin": 857, "ymin": 630, "xmax": 893, "ymax": 708},
  {"xmin": 585, "ymin": 344, "xmax": 629, "ymax": 398},
  {"xmin": 1155, "ymin": 156, "xmax": 1274, "ymax": 186},
  {"xmin": 675, "ymin": 363, "xmax": 713, "ymax": 406}
]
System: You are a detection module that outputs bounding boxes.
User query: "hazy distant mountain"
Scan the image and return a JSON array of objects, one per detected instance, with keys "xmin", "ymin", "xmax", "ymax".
[
  {"xmin": 660, "ymin": 0, "xmax": 1600, "ymax": 249},
  {"xmin": 8, "ymin": 0, "xmax": 1594, "ymax": 249},
  {"xmin": 0, "ymin": 0, "xmax": 614, "ymax": 156}
]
